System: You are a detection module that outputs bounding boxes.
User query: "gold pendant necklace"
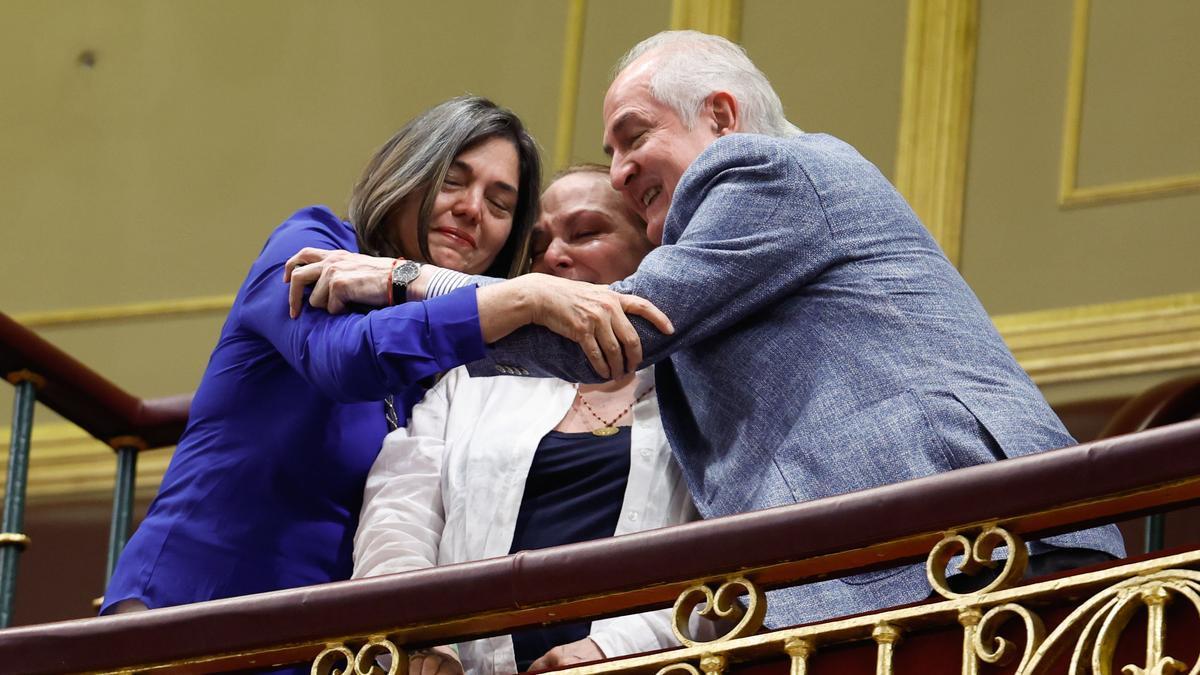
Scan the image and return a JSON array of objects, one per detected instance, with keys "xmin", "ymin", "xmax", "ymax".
[{"xmin": 576, "ymin": 385, "xmax": 656, "ymax": 437}]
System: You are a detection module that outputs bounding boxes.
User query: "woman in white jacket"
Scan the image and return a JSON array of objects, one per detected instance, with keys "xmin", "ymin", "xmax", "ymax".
[{"xmin": 353, "ymin": 165, "xmax": 698, "ymax": 675}]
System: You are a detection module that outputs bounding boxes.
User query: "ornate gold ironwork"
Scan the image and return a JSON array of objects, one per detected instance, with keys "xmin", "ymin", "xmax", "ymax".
[
  {"xmin": 655, "ymin": 663, "xmax": 701, "ymax": 675},
  {"xmin": 783, "ymin": 637, "xmax": 814, "ymax": 675},
  {"xmin": 551, "ymin": 537, "xmax": 1200, "ymax": 675},
  {"xmin": 1019, "ymin": 569, "xmax": 1200, "ymax": 674},
  {"xmin": 973, "ymin": 603, "xmax": 1045, "ymax": 671},
  {"xmin": 926, "ymin": 525, "xmax": 1028, "ymax": 599},
  {"xmin": 871, "ymin": 622, "xmax": 901, "ymax": 675},
  {"xmin": 311, "ymin": 637, "xmax": 405, "ymax": 675},
  {"xmin": 47, "ymin": 543, "xmax": 1200, "ymax": 674},
  {"xmin": 670, "ymin": 576, "xmax": 766, "ymax": 647}
]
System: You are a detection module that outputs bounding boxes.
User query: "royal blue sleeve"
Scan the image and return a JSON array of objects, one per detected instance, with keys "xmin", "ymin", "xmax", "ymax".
[{"xmin": 237, "ymin": 208, "xmax": 487, "ymax": 403}]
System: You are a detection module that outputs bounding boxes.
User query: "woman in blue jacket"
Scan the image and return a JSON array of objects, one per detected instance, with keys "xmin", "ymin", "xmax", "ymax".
[{"xmin": 102, "ymin": 96, "xmax": 545, "ymax": 614}]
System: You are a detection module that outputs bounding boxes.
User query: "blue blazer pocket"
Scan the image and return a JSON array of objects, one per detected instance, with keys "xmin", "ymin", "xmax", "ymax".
[{"xmin": 773, "ymin": 389, "xmax": 954, "ymax": 503}]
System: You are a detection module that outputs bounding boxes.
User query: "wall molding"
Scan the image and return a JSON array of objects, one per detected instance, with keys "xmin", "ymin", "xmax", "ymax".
[
  {"xmin": 7, "ymin": 291, "xmax": 1196, "ymax": 503},
  {"xmin": 1058, "ymin": 0, "xmax": 1200, "ymax": 208},
  {"xmin": 0, "ymin": 423, "xmax": 170, "ymax": 503},
  {"xmin": 995, "ymin": 292, "xmax": 1200, "ymax": 385},
  {"xmin": 13, "ymin": 294, "xmax": 234, "ymax": 329},
  {"xmin": 893, "ymin": 0, "xmax": 979, "ymax": 268},
  {"xmin": 553, "ymin": 0, "xmax": 588, "ymax": 171}
]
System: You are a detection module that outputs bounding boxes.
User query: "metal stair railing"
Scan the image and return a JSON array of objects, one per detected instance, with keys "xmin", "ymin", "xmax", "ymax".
[{"xmin": 0, "ymin": 311, "xmax": 190, "ymax": 626}]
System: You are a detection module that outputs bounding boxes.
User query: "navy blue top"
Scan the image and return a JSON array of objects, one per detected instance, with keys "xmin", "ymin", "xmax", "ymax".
[
  {"xmin": 103, "ymin": 206, "xmax": 486, "ymax": 613},
  {"xmin": 508, "ymin": 427, "xmax": 632, "ymax": 670}
]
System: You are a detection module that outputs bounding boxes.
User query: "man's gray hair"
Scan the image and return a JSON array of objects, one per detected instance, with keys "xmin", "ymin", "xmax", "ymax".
[{"xmin": 616, "ymin": 30, "xmax": 802, "ymax": 138}]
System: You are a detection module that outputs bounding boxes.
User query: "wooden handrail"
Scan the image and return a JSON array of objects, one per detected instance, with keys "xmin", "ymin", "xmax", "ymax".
[
  {"xmin": 2, "ymin": 419, "xmax": 1199, "ymax": 673},
  {"xmin": 0, "ymin": 311, "xmax": 190, "ymax": 449}
]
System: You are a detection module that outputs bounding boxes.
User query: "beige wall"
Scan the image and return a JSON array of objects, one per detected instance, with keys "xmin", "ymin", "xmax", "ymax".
[
  {"xmin": 1, "ymin": 0, "xmax": 570, "ymax": 411},
  {"xmin": 1, "ymin": 1, "xmax": 1198, "ymax": 620},
  {"xmin": 2, "ymin": 0, "xmax": 1197, "ymax": 474},
  {"xmin": 961, "ymin": 0, "xmax": 1200, "ymax": 314}
]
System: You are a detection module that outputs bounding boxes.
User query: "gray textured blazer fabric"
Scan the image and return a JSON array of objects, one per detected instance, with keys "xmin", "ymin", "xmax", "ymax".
[{"xmin": 469, "ymin": 133, "xmax": 1125, "ymax": 627}]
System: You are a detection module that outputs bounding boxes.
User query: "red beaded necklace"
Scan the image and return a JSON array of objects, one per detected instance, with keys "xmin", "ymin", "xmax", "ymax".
[{"xmin": 575, "ymin": 385, "xmax": 656, "ymax": 437}]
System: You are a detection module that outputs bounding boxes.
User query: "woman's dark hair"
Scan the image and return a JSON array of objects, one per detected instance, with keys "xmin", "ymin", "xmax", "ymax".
[{"xmin": 348, "ymin": 96, "xmax": 542, "ymax": 278}]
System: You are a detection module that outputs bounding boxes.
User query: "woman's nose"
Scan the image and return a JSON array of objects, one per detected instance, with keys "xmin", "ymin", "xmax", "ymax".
[
  {"xmin": 542, "ymin": 239, "xmax": 572, "ymax": 271},
  {"xmin": 453, "ymin": 188, "xmax": 484, "ymax": 223}
]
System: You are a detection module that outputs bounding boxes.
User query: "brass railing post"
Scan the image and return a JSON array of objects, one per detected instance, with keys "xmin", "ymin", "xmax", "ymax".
[
  {"xmin": 105, "ymin": 439, "xmax": 142, "ymax": 583},
  {"xmin": 0, "ymin": 377, "xmax": 37, "ymax": 627}
]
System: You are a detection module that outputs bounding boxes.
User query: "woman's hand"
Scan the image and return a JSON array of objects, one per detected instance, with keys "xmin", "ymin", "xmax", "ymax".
[
  {"xmin": 283, "ymin": 248, "xmax": 396, "ymax": 318},
  {"xmin": 409, "ymin": 645, "xmax": 464, "ymax": 675},
  {"xmin": 528, "ymin": 638, "xmax": 605, "ymax": 671},
  {"xmin": 477, "ymin": 274, "xmax": 674, "ymax": 380}
]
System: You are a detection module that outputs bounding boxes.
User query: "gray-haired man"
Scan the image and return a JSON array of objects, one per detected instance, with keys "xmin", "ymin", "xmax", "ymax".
[{"xmin": 302, "ymin": 31, "xmax": 1124, "ymax": 628}]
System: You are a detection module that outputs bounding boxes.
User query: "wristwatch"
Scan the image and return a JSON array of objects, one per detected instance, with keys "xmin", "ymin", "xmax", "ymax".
[{"xmin": 390, "ymin": 260, "xmax": 422, "ymax": 305}]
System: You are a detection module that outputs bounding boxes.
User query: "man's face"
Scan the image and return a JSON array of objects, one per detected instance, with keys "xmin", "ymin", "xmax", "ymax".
[{"xmin": 603, "ymin": 55, "xmax": 721, "ymax": 245}]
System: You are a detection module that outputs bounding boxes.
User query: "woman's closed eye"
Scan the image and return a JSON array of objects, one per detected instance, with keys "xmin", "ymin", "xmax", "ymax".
[{"xmin": 487, "ymin": 197, "xmax": 514, "ymax": 216}]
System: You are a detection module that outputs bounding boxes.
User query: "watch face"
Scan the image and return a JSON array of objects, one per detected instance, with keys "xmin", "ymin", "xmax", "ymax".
[{"xmin": 393, "ymin": 260, "xmax": 421, "ymax": 285}]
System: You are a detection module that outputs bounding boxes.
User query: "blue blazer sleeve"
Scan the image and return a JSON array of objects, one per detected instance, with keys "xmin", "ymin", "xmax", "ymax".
[
  {"xmin": 238, "ymin": 208, "xmax": 487, "ymax": 402},
  {"xmin": 470, "ymin": 135, "xmax": 837, "ymax": 382}
]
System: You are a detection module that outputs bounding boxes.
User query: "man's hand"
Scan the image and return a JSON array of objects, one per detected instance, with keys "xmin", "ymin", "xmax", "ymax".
[
  {"xmin": 478, "ymin": 274, "xmax": 674, "ymax": 380},
  {"xmin": 409, "ymin": 645, "xmax": 464, "ymax": 675},
  {"xmin": 528, "ymin": 638, "xmax": 605, "ymax": 671},
  {"xmin": 283, "ymin": 248, "xmax": 395, "ymax": 318}
]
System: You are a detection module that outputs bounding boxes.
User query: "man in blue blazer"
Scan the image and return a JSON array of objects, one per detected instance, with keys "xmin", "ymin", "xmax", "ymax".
[
  {"xmin": 460, "ymin": 30, "xmax": 1126, "ymax": 627},
  {"xmin": 294, "ymin": 30, "xmax": 1126, "ymax": 627}
]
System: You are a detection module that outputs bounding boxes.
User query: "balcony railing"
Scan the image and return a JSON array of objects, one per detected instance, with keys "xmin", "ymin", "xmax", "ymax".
[
  {"xmin": 4, "ymin": 307, "xmax": 1200, "ymax": 674},
  {"xmin": 0, "ymin": 417, "xmax": 1198, "ymax": 673}
]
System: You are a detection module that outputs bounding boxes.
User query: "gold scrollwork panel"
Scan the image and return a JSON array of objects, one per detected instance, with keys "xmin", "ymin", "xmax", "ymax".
[
  {"xmin": 926, "ymin": 526, "xmax": 1029, "ymax": 600},
  {"xmin": 671, "ymin": 576, "xmax": 766, "ymax": 648},
  {"xmin": 312, "ymin": 637, "xmax": 405, "ymax": 675},
  {"xmin": 548, "ymin": 531, "xmax": 1200, "ymax": 675}
]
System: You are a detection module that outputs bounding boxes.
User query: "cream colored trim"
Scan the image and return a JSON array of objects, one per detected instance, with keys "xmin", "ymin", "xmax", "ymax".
[
  {"xmin": 996, "ymin": 292, "xmax": 1200, "ymax": 385},
  {"xmin": 669, "ymin": 0, "xmax": 743, "ymax": 41},
  {"xmin": 0, "ymin": 423, "xmax": 170, "ymax": 503},
  {"xmin": 893, "ymin": 0, "xmax": 979, "ymax": 268},
  {"xmin": 1058, "ymin": 0, "xmax": 1200, "ymax": 208},
  {"xmin": 13, "ymin": 294, "xmax": 234, "ymax": 329},
  {"xmin": 553, "ymin": 0, "xmax": 588, "ymax": 172}
]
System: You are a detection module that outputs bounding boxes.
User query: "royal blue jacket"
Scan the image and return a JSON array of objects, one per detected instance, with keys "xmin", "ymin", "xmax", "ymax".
[{"xmin": 104, "ymin": 206, "xmax": 485, "ymax": 611}]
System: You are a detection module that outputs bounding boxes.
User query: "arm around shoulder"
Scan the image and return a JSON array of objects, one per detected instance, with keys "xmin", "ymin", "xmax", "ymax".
[{"xmin": 237, "ymin": 211, "xmax": 487, "ymax": 401}]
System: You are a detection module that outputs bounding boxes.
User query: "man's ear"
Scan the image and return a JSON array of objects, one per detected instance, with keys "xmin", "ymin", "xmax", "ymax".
[{"xmin": 708, "ymin": 91, "xmax": 740, "ymax": 136}]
